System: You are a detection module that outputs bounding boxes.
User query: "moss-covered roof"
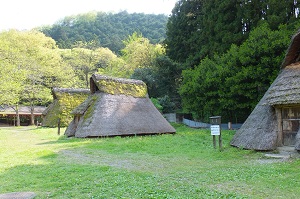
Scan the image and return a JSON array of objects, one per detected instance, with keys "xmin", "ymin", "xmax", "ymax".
[
  {"xmin": 42, "ymin": 88, "xmax": 90, "ymax": 127},
  {"xmin": 90, "ymin": 74, "xmax": 147, "ymax": 98}
]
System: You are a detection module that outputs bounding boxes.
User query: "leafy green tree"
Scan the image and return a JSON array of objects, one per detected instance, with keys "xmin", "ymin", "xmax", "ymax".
[
  {"xmin": 131, "ymin": 55, "xmax": 182, "ymax": 112},
  {"xmin": 219, "ymin": 22, "xmax": 291, "ymax": 121},
  {"xmin": 179, "ymin": 22, "xmax": 293, "ymax": 122},
  {"xmin": 180, "ymin": 57, "xmax": 221, "ymax": 121},
  {"xmin": 121, "ymin": 32, "xmax": 164, "ymax": 70},
  {"xmin": 60, "ymin": 48, "xmax": 101, "ymax": 88},
  {"xmin": 0, "ymin": 30, "xmax": 77, "ymax": 125}
]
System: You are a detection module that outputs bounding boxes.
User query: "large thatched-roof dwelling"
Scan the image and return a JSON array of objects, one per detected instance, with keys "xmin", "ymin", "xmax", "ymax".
[
  {"xmin": 42, "ymin": 88, "xmax": 90, "ymax": 127},
  {"xmin": 231, "ymin": 31, "xmax": 300, "ymax": 151},
  {"xmin": 65, "ymin": 74, "xmax": 176, "ymax": 137}
]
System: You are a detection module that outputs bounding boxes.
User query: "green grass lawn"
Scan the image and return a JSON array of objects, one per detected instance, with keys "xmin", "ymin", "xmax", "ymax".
[{"xmin": 0, "ymin": 124, "xmax": 299, "ymax": 199}]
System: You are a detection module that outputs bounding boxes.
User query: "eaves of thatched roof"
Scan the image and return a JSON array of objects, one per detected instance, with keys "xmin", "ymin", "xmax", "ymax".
[
  {"xmin": 90, "ymin": 74, "xmax": 147, "ymax": 98},
  {"xmin": 281, "ymin": 30, "xmax": 300, "ymax": 69},
  {"xmin": 52, "ymin": 87, "xmax": 90, "ymax": 99},
  {"xmin": 266, "ymin": 63, "xmax": 300, "ymax": 106}
]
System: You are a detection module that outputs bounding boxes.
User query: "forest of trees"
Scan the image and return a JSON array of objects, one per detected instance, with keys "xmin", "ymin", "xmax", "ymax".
[
  {"xmin": 39, "ymin": 11, "xmax": 168, "ymax": 53},
  {"xmin": 164, "ymin": 0, "xmax": 300, "ymax": 122},
  {"xmin": 1, "ymin": 0, "xmax": 300, "ymax": 126}
]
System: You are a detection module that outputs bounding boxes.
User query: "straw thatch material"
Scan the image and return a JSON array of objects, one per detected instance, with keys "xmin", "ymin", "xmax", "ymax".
[
  {"xmin": 90, "ymin": 74, "xmax": 147, "ymax": 97},
  {"xmin": 230, "ymin": 82, "xmax": 278, "ymax": 150},
  {"xmin": 266, "ymin": 63, "xmax": 300, "ymax": 106},
  {"xmin": 65, "ymin": 74, "xmax": 175, "ymax": 137},
  {"xmin": 231, "ymin": 31, "xmax": 300, "ymax": 150},
  {"xmin": 281, "ymin": 31, "xmax": 300, "ymax": 69},
  {"xmin": 42, "ymin": 88, "xmax": 90, "ymax": 127}
]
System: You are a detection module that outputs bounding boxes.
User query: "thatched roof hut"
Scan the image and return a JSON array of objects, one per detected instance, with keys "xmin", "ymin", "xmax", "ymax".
[
  {"xmin": 42, "ymin": 88, "xmax": 90, "ymax": 127},
  {"xmin": 231, "ymin": 31, "xmax": 300, "ymax": 151},
  {"xmin": 65, "ymin": 74, "xmax": 175, "ymax": 137}
]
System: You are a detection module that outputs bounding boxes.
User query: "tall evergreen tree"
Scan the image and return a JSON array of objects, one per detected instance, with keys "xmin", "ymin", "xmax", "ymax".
[
  {"xmin": 165, "ymin": 0, "xmax": 299, "ymax": 68},
  {"xmin": 165, "ymin": 0, "xmax": 246, "ymax": 67}
]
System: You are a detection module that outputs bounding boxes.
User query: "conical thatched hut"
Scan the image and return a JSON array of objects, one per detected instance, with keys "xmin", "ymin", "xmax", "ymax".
[
  {"xmin": 42, "ymin": 88, "xmax": 90, "ymax": 127},
  {"xmin": 65, "ymin": 74, "xmax": 176, "ymax": 137},
  {"xmin": 231, "ymin": 31, "xmax": 300, "ymax": 151}
]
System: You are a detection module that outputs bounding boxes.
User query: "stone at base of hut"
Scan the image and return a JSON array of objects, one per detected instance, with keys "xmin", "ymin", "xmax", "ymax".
[{"xmin": 0, "ymin": 192, "xmax": 36, "ymax": 199}]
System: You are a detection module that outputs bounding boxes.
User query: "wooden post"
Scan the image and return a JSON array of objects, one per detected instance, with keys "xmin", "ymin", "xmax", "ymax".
[
  {"xmin": 57, "ymin": 118, "xmax": 61, "ymax": 135},
  {"xmin": 219, "ymin": 129, "xmax": 223, "ymax": 151},
  {"xmin": 210, "ymin": 116, "xmax": 222, "ymax": 151},
  {"xmin": 213, "ymin": 135, "xmax": 216, "ymax": 149},
  {"xmin": 275, "ymin": 107, "xmax": 283, "ymax": 146}
]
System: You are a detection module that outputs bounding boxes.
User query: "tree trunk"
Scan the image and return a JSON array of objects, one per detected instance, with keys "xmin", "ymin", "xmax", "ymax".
[
  {"xmin": 85, "ymin": 72, "xmax": 89, "ymax": 88},
  {"xmin": 16, "ymin": 104, "xmax": 20, "ymax": 126},
  {"xmin": 30, "ymin": 103, "xmax": 35, "ymax": 125}
]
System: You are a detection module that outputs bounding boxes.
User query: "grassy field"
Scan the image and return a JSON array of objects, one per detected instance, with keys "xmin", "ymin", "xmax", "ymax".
[{"xmin": 0, "ymin": 124, "xmax": 299, "ymax": 199}]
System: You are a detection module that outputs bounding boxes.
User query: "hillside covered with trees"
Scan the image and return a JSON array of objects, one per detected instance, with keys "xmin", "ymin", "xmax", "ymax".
[{"xmin": 40, "ymin": 11, "xmax": 168, "ymax": 53}]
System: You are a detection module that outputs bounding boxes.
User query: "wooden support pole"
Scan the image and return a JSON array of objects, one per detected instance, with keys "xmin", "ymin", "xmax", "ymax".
[
  {"xmin": 213, "ymin": 135, "xmax": 216, "ymax": 149},
  {"xmin": 57, "ymin": 118, "xmax": 61, "ymax": 135},
  {"xmin": 219, "ymin": 132, "xmax": 223, "ymax": 151}
]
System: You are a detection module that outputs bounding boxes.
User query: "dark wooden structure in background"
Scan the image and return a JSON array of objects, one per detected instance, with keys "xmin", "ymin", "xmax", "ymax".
[{"xmin": 0, "ymin": 106, "xmax": 46, "ymax": 126}]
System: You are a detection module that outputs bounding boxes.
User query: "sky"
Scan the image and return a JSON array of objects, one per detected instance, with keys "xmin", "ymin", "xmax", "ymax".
[{"xmin": 0, "ymin": 0, "xmax": 178, "ymax": 31}]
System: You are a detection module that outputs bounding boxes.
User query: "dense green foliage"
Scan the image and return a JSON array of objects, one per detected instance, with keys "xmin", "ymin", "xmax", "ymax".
[
  {"xmin": 180, "ymin": 23, "xmax": 294, "ymax": 122},
  {"xmin": 40, "ymin": 11, "xmax": 168, "ymax": 53},
  {"xmin": 1, "ymin": 126, "xmax": 300, "ymax": 198},
  {"xmin": 0, "ymin": 30, "xmax": 77, "ymax": 125},
  {"xmin": 165, "ymin": 0, "xmax": 299, "ymax": 66},
  {"xmin": 163, "ymin": 0, "xmax": 300, "ymax": 121}
]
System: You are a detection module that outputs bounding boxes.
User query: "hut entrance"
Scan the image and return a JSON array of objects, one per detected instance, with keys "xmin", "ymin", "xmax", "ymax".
[{"xmin": 281, "ymin": 107, "xmax": 300, "ymax": 146}]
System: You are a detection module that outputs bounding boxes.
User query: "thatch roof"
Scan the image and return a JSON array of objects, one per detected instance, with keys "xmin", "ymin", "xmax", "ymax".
[
  {"xmin": 65, "ymin": 75, "xmax": 175, "ymax": 137},
  {"xmin": 266, "ymin": 63, "xmax": 300, "ymax": 106},
  {"xmin": 42, "ymin": 87, "xmax": 90, "ymax": 127},
  {"xmin": 230, "ymin": 85, "xmax": 278, "ymax": 150},
  {"xmin": 231, "ymin": 31, "xmax": 300, "ymax": 150},
  {"xmin": 90, "ymin": 74, "xmax": 147, "ymax": 97},
  {"xmin": 52, "ymin": 87, "xmax": 91, "ymax": 99},
  {"xmin": 281, "ymin": 31, "xmax": 300, "ymax": 69}
]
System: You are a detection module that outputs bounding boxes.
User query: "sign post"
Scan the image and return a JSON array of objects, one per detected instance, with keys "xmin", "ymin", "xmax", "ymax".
[{"xmin": 210, "ymin": 116, "xmax": 222, "ymax": 151}]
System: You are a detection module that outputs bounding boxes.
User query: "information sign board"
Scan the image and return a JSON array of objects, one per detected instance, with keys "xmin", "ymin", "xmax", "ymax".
[{"xmin": 210, "ymin": 125, "xmax": 220, "ymax": 135}]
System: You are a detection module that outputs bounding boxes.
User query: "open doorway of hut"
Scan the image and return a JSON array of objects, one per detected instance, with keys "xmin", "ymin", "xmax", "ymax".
[{"xmin": 281, "ymin": 107, "xmax": 300, "ymax": 146}]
